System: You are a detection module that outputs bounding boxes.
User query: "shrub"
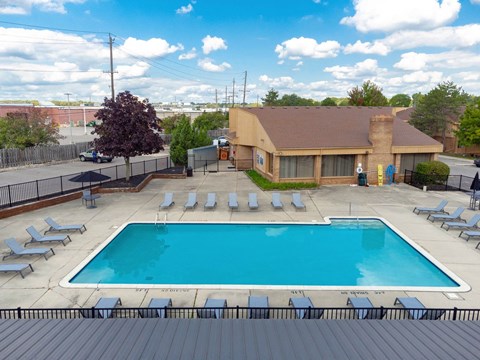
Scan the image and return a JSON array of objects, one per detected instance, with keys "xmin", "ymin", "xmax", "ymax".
[
  {"xmin": 245, "ymin": 170, "xmax": 317, "ymax": 190},
  {"xmin": 414, "ymin": 160, "xmax": 450, "ymax": 185}
]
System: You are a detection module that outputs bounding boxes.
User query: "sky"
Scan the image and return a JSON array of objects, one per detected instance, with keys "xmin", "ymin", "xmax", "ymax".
[{"xmin": 0, "ymin": 0, "xmax": 480, "ymax": 105}]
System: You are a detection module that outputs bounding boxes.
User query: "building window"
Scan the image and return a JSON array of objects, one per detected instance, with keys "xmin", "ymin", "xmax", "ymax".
[
  {"xmin": 280, "ymin": 156, "xmax": 314, "ymax": 178},
  {"xmin": 400, "ymin": 153, "xmax": 432, "ymax": 173},
  {"xmin": 268, "ymin": 152, "xmax": 274, "ymax": 174},
  {"xmin": 321, "ymin": 155, "xmax": 355, "ymax": 177}
]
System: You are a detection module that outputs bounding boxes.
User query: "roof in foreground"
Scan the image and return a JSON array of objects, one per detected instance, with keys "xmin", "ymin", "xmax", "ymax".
[
  {"xmin": 240, "ymin": 107, "xmax": 441, "ymax": 150},
  {"xmin": 1, "ymin": 318, "xmax": 479, "ymax": 360}
]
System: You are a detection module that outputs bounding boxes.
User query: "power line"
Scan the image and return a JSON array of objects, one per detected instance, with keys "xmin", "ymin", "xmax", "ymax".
[{"xmin": 0, "ymin": 20, "xmax": 110, "ymax": 35}]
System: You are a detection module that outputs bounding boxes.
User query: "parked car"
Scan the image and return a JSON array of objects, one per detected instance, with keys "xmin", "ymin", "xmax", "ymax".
[
  {"xmin": 79, "ymin": 149, "xmax": 113, "ymax": 163},
  {"xmin": 217, "ymin": 136, "xmax": 229, "ymax": 146},
  {"xmin": 475, "ymin": 158, "xmax": 480, "ymax": 168}
]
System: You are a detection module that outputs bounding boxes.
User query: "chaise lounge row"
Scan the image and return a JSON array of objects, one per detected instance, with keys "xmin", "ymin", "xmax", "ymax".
[{"xmin": 160, "ymin": 192, "xmax": 307, "ymax": 211}]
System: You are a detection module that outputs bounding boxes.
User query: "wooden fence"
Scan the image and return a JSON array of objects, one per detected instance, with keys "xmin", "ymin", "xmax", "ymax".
[{"xmin": 0, "ymin": 142, "xmax": 91, "ymax": 168}]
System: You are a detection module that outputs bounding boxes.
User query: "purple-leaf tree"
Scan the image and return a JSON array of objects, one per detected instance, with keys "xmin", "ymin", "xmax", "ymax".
[{"xmin": 93, "ymin": 91, "xmax": 164, "ymax": 181}]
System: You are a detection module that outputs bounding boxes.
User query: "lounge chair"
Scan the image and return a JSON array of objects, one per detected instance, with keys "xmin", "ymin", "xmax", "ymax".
[
  {"xmin": 204, "ymin": 193, "xmax": 217, "ymax": 210},
  {"xmin": 291, "ymin": 193, "xmax": 306, "ymax": 211},
  {"xmin": 461, "ymin": 230, "xmax": 480, "ymax": 242},
  {"xmin": 427, "ymin": 207, "xmax": 465, "ymax": 223},
  {"xmin": 44, "ymin": 217, "xmax": 87, "ymax": 234},
  {"xmin": 248, "ymin": 193, "xmax": 259, "ymax": 210},
  {"xmin": 394, "ymin": 297, "xmax": 445, "ymax": 320},
  {"xmin": 3, "ymin": 238, "xmax": 55, "ymax": 260},
  {"xmin": 441, "ymin": 214, "xmax": 480, "ymax": 231},
  {"xmin": 228, "ymin": 193, "xmax": 239, "ymax": 210},
  {"xmin": 248, "ymin": 296, "xmax": 269, "ymax": 319},
  {"xmin": 160, "ymin": 193, "xmax": 175, "ymax": 209},
  {"xmin": 80, "ymin": 297, "xmax": 122, "ymax": 319},
  {"xmin": 289, "ymin": 297, "xmax": 324, "ymax": 319},
  {"xmin": 347, "ymin": 297, "xmax": 386, "ymax": 319},
  {"xmin": 184, "ymin": 192, "xmax": 198, "ymax": 210},
  {"xmin": 82, "ymin": 189, "xmax": 101, "ymax": 208},
  {"xmin": 0, "ymin": 263, "xmax": 34, "ymax": 278},
  {"xmin": 271, "ymin": 192, "xmax": 284, "ymax": 210},
  {"xmin": 413, "ymin": 199, "xmax": 448, "ymax": 215},
  {"xmin": 138, "ymin": 298, "xmax": 172, "ymax": 318},
  {"xmin": 197, "ymin": 298, "xmax": 227, "ymax": 319},
  {"xmin": 25, "ymin": 226, "xmax": 72, "ymax": 246}
]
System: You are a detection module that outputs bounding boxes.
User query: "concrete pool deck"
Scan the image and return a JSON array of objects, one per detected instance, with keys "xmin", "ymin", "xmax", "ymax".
[{"xmin": 1, "ymin": 171, "xmax": 480, "ymax": 311}]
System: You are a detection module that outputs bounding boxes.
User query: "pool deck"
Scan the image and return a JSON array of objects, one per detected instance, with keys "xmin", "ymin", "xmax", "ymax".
[{"xmin": 1, "ymin": 171, "xmax": 480, "ymax": 310}]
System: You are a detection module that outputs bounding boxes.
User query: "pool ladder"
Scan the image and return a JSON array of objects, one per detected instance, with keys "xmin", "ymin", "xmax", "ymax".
[{"xmin": 155, "ymin": 212, "xmax": 167, "ymax": 228}]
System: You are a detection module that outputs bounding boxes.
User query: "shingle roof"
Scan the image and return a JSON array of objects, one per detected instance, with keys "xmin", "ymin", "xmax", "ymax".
[{"xmin": 242, "ymin": 107, "xmax": 441, "ymax": 150}]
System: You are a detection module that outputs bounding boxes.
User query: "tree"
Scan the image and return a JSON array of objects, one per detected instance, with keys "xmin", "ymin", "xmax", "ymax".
[
  {"xmin": 347, "ymin": 80, "xmax": 388, "ymax": 106},
  {"xmin": 161, "ymin": 114, "xmax": 189, "ymax": 134},
  {"xmin": 409, "ymin": 81, "xmax": 468, "ymax": 150},
  {"xmin": 455, "ymin": 100, "xmax": 480, "ymax": 147},
  {"xmin": 320, "ymin": 97, "xmax": 337, "ymax": 106},
  {"xmin": 0, "ymin": 108, "xmax": 62, "ymax": 149},
  {"xmin": 93, "ymin": 91, "xmax": 164, "ymax": 181},
  {"xmin": 278, "ymin": 94, "xmax": 320, "ymax": 106},
  {"xmin": 170, "ymin": 116, "xmax": 212, "ymax": 166},
  {"xmin": 261, "ymin": 88, "xmax": 280, "ymax": 106},
  {"xmin": 389, "ymin": 94, "xmax": 411, "ymax": 107},
  {"xmin": 193, "ymin": 111, "xmax": 227, "ymax": 130},
  {"xmin": 411, "ymin": 92, "xmax": 424, "ymax": 107}
]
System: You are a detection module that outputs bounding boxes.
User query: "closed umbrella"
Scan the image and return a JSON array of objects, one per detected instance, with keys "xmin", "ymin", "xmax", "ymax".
[{"xmin": 470, "ymin": 172, "xmax": 480, "ymax": 209}]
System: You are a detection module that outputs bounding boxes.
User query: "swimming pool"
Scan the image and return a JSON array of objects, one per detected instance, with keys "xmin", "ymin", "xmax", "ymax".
[{"xmin": 62, "ymin": 218, "xmax": 469, "ymax": 291}]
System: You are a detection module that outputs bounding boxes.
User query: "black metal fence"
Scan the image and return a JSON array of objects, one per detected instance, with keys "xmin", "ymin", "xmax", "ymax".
[
  {"xmin": 1, "ymin": 306, "xmax": 479, "ymax": 321},
  {"xmin": 404, "ymin": 170, "xmax": 474, "ymax": 192},
  {"xmin": 0, "ymin": 156, "xmax": 171, "ymax": 209}
]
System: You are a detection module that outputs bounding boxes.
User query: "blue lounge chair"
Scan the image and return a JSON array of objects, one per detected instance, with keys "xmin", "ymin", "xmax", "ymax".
[
  {"xmin": 248, "ymin": 193, "xmax": 259, "ymax": 210},
  {"xmin": 204, "ymin": 193, "xmax": 217, "ymax": 210},
  {"xmin": 184, "ymin": 192, "xmax": 198, "ymax": 210},
  {"xmin": 271, "ymin": 192, "xmax": 283, "ymax": 210},
  {"xmin": 289, "ymin": 297, "xmax": 324, "ymax": 319},
  {"xmin": 160, "ymin": 193, "xmax": 175, "ymax": 209},
  {"xmin": 248, "ymin": 296, "xmax": 269, "ymax": 319},
  {"xmin": 44, "ymin": 217, "xmax": 87, "ymax": 234},
  {"xmin": 347, "ymin": 297, "xmax": 386, "ymax": 319},
  {"xmin": 0, "ymin": 263, "xmax": 34, "ymax": 278},
  {"xmin": 81, "ymin": 297, "xmax": 122, "ymax": 319},
  {"xmin": 25, "ymin": 226, "xmax": 71, "ymax": 246},
  {"xmin": 3, "ymin": 238, "xmax": 55, "ymax": 260},
  {"xmin": 394, "ymin": 297, "xmax": 445, "ymax": 320},
  {"xmin": 138, "ymin": 298, "xmax": 172, "ymax": 318},
  {"xmin": 441, "ymin": 213, "xmax": 480, "ymax": 231},
  {"xmin": 461, "ymin": 231, "xmax": 480, "ymax": 242},
  {"xmin": 228, "ymin": 193, "xmax": 239, "ymax": 210},
  {"xmin": 413, "ymin": 199, "xmax": 448, "ymax": 215},
  {"xmin": 291, "ymin": 193, "xmax": 306, "ymax": 211},
  {"xmin": 197, "ymin": 298, "xmax": 227, "ymax": 319},
  {"xmin": 427, "ymin": 207, "xmax": 465, "ymax": 222}
]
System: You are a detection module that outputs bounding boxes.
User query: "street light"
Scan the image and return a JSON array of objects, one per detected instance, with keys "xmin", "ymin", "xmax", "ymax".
[{"xmin": 65, "ymin": 92, "xmax": 72, "ymax": 144}]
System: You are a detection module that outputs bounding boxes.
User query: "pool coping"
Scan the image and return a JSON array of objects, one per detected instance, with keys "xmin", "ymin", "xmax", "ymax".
[{"xmin": 59, "ymin": 217, "xmax": 471, "ymax": 292}]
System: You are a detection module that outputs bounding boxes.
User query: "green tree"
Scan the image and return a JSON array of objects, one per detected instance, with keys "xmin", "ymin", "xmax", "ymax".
[
  {"xmin": 170, "ymin": 117, "xmax": 212, "ymax": 166},
  {"xmin": 320, "ymin": 97, "xmax": 337, "ymax": 106},
  {"xmin": 411, "ymin": 92, "xmax": 424, "ymax": 107},
  {"xmin": 409, "ymin": 81, "xmax": 468, "ymax": 150},
  {"xmin": 193, "ymin": 111, "xmax": 227, "ymax": 130},
  {"xmin": 0, "ymin": 108, "xmax": 61, "ymax": 149},
  {"xmin": 389, "ymin": 94, "xmax": 411, "ymax": 107},
  {"xmin": 347, "ymin": 80, "xmax": 388, "ymax": 106},
  {"xmin": 261, "ymin": 88, "xmax": 280, "ymax": 106},
  {"xmin": 93, "ymin": 91, "xmax": 163, "ymax": 181},
  {"xmin": 160, "ymin": 114, "xmax": 189, "ymax": 134},
  {"xmin": 455, "ymin": 100, "xmax": 480, "ymax": 146},
  {"xmin": 278, "ymin": 94, "xmax": 320, "ymax": 106}
]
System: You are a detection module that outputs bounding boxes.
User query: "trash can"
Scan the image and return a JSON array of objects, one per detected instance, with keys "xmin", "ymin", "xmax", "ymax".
[
  {"xmin": 358, "ymin": 172, "xmax": 367, "ymax": 186},
  {"xmin": 186, "ymin": 166, "xmax": 193, "ymax": 177}
]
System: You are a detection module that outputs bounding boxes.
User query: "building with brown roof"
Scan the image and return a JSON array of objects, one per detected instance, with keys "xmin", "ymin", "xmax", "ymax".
[{"xmin": 228, "ymin": 106, "xmax": 442, "ymax": 185}]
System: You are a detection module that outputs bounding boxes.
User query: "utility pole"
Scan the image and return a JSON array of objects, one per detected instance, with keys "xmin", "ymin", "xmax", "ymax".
[
  {"xmin": 65, "ymin": 92, "xmax": 72, "ymax": 144},
  {"xmin": 103, "ymin": 33, "xmax": 117, "ymax": 101},
  {"xmin": 225, "ymin": 86, "xmax": 228, "ymax": 111},
  {"xmin": 232, "ymin": 78, "xmax": 235, "ymax": 108},
  {"xmin": 242, "ymin": 71, "xmax": 247, "ymax": 107},
  {"xmin": 215, "ymin": 89, "xmax": 218, "ymax": 111}
]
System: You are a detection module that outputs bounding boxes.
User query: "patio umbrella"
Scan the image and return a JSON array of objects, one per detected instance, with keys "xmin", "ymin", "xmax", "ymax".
[
  {"xmin": 471, "ymin": 172, "xmax": 480, "ymax": 192},
  {"xmin": 69, "ymin": 171, "xmax": 111, "ymax": 190}
]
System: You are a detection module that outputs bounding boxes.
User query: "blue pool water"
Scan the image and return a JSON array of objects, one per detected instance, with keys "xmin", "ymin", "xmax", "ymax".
[{"xmin": 69, "ymin": 220, "xmax": 460, "ymax": 288}]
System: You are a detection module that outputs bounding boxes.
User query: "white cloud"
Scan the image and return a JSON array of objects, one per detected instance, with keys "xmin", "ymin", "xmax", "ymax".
[
  {"xmin": 202, "ymin": 35, "xmax": 227, "ymax": 55},
  {"xmin": 471, "ymin": 0, "xmax": 480, "ymax": 3},
  {"xmin": 258, "ymin": 75, "xmax": 298, "ymax": 89},
  {"xmin": 178, "ymin": 48, "xmax": 197, "ymax": 60},
  {"xmin": 394, "ymin": 50, "xmax": 480, "ymax": 71},
  {"xmin": 401, "ymin": 71, "xmax": 444, "ymax": 84},
  {"xmin": 344, "ymin": 24, "xmax": 480, "ymax": 55},
  {"xmin": 197, "ymin": 58, "xmax": 231, "ymax": 72},
  {"xmin": 394, "ymin": 52, "xmax": 429, "ymax": 71},
  {"xmin": 324, "ymin": 59, "xmax": 384, "ymax": 80},
  {"xmin": 116, "ymin": 62, "xmax": 150, "ymax": 79},
  {"xmin": 0, "ymin": 0, "xmax": 86, "ymax": 15},
  {"xmin": 176, "ymin": 3, "xmax": 193, "ymax": 15},
  {"xmin": 275, "ymin": 37, "xmax": 341, "ymax": 60},
  {"xmin": 119, "ymin": 37, "xmax": 183, "ymax": 58},
  {"xmin": 340, "ymin": 0, "xmax": 461, "ymax": 33}
]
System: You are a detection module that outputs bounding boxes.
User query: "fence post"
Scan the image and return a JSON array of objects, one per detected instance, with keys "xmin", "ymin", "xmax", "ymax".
[
  {"xmin": 8, "ymin": 185, "xmax": 12, "ymax": 207},
  {"xmin": 60, "ymin": 175, "xmax": 64, "ymax": 194},
  {"xmin": 236, "ymin": 305, "xmax": 239, "ymax": 319},
  {"xmin": 459, "ymin": 175, "xmax": 463, "ymax": 191},
  {"xmin": 17, "ymin": 307, "xmax": 21, "ymax": 319},
  {"xmin": 36, "ymin": 180, "xmax": 40, "ymax": 200},
  {"xmin": 115, "ymin": 165, "xmax": 118, "ymax": 180},
  {"xmin": 144, "ymin": 160, "xmax": 146, "ymax": 175},
  {"xmin": 453, "ymin": 307, "xmax": 458, "ymax": 321}
]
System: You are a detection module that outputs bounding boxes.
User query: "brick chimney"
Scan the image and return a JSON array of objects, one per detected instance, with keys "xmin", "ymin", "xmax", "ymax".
[{"xmin": 367, "ymin": 115, "xmax": 394, "ymax": 184}]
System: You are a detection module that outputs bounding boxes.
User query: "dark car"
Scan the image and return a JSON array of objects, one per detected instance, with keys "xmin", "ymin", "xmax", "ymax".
[
  {"xmin": 475, "ymin": 158, "xmax": 480, "ymax": 168},
  {"xmin": 79, "ymin": 149, "xmax": 113, "ymax": 163}
]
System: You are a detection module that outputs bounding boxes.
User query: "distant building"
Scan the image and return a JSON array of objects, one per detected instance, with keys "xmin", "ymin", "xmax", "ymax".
[{"xmin": 228, "ymin": 106, "xmax": 443, "ymax": 185}]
